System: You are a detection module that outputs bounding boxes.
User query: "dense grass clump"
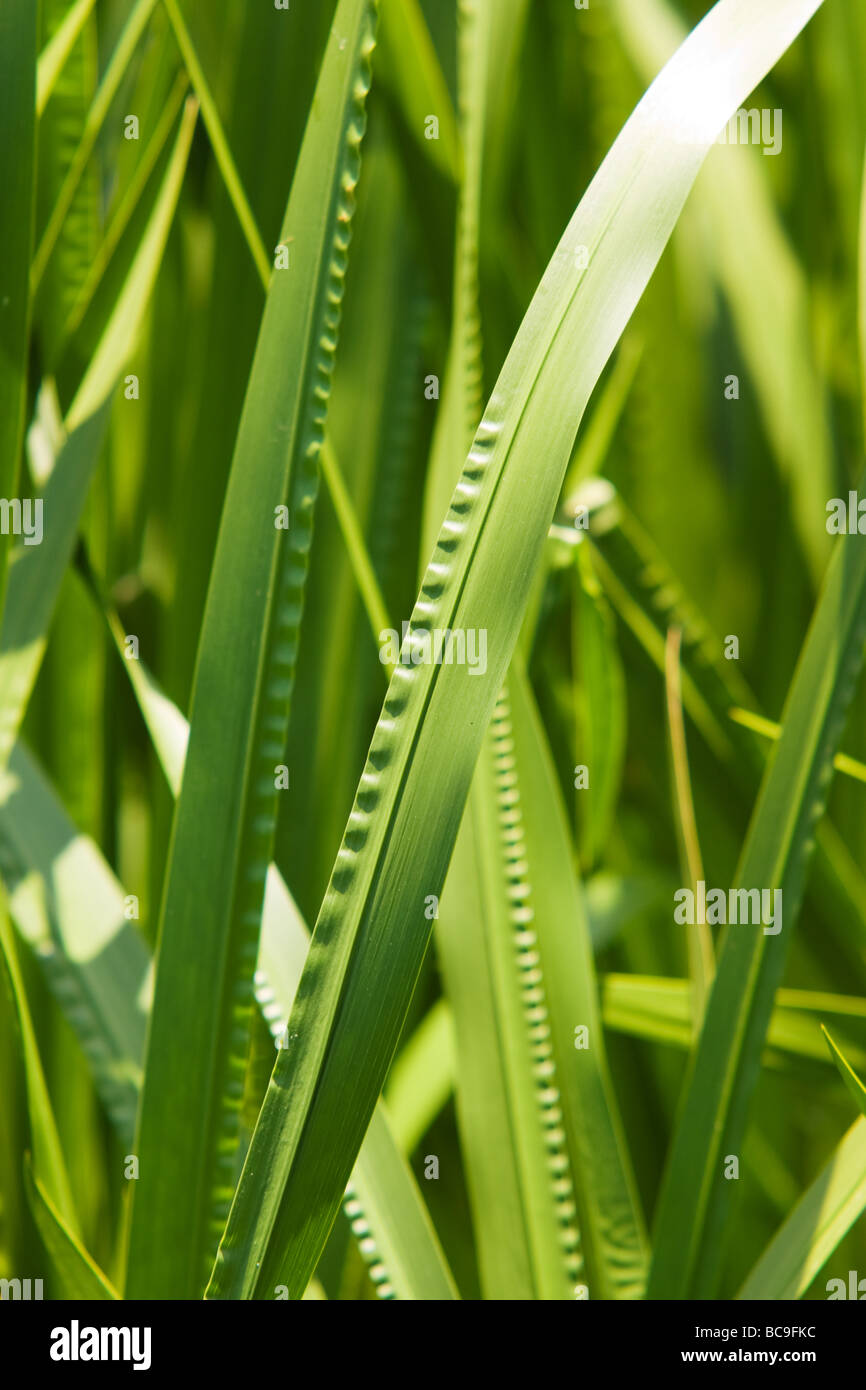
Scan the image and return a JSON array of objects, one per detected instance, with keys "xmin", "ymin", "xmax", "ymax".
[{"xmin": 1, "ymin": 0, "xmax": 866, "ymax": 1304}]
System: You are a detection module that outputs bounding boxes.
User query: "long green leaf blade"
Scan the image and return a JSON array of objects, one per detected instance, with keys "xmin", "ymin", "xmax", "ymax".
[
  {"xmin": 206, "ymin": 0, "xmax": 826, "ymax": 1301},
  {"xmin": 25, "ymin": 1157, "xmax": 119, "ymax": 1300},
  {"xmin": 125, "ymin": 0, "xmax": 379, "ymax": 1298},
  {"xmin": 649, "ymin": 478, "xmax": 866, "ymax": 1298}
]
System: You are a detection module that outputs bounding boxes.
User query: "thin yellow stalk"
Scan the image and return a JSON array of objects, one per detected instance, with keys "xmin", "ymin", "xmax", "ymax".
[{"xmin": 665, "ymin": 625, "xmax": 714, "ymax": 1030}]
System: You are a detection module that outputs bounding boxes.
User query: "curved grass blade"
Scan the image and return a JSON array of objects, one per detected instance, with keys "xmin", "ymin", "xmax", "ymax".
[
  {"xmin": 648, "ymin": 472, "xmax": 866, "ymax": 1299},
  {"xmin": 737, "ymin": 1118, "xmax": 866, "ymax": 1300},
  {"xmin": 124, "ymin": 0, "xmax": 380, "ymax": 1298},
  {"xmin": 24, "ymin": 1156, "xmax": 119, "ymax": 1300},
  {"xmin": 416, "ymin": 1, "xmax": 558, "ymax": 1298},
  {"xmin": 206, "ymin": 0, "xmax": 824, "ymax": 1302}
]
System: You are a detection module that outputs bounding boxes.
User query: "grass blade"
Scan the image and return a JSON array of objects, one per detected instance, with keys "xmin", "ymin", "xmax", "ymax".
[
  {"xmin": 737, "ymin": 1119, "xmax": 866, "ymax": 1300},
  {"xmin": 124, "ymin": 0, "xmax": 379, "ymax": 1298},
  {"xmin": 506, "ymin": 659, "xmax": 648, "ymax": 1296},
  {"xmin": 24, "ymin": 1157, "xmax": 119, "ymax": 1300},
  {"xmin": 206, "ymin": 0, "xmax": 825, "ymax": 1301},
  {"xmin": 437, "ymin": 700, "xmax": 579, "ymax": 1300},
  {"xmin": 649, "ymin": 474, "xmax": 866, "ymax": 1298},
  {"xmin": 823, "ymin": 1027, "xmax": 866, "ymax": 1117},
  {"xmin": 2, "ymin": 644, "xmax": 456, "ymax": 1300}
]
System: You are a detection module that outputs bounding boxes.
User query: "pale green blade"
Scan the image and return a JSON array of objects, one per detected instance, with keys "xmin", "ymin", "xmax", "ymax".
[
  {"xmin": 737, "ymin": 1118, "xmax": 866, "ymax": 1300},
  {"xmin": 736, "ymin": 1033, "xmax": 866, "ymax": 1299}
]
